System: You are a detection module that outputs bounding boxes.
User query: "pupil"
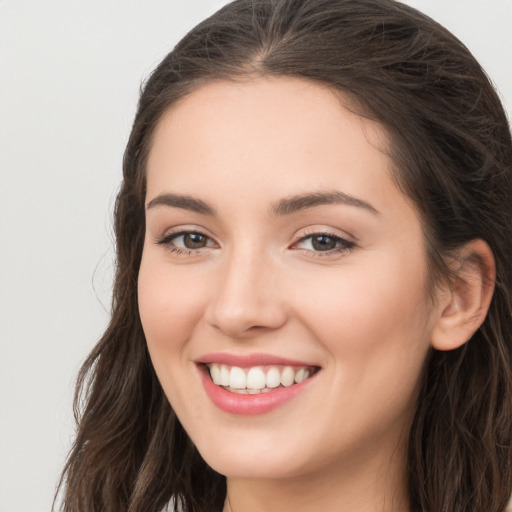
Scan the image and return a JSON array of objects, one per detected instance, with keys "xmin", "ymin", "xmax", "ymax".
[
  {"xmin": 312, "ymin": 235, "xmax": 336, "ymax": 251},
  {"xmin": 184, "ymin": 233, "xmax": 206, "ymax": 249}
]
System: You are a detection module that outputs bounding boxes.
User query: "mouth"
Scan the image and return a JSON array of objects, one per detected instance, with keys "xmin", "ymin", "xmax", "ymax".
[
  {"xmin": 197, "ymin": 353, "xmax": 321, "ymax": 415},
  {"xmin": 205, "ymin": 363, "xmax": 320, "ymax": 394}
]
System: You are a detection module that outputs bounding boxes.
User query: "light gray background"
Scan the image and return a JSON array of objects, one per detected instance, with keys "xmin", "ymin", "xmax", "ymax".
[{"xmin": 0, "ymin": 2, "xmax": 511, "ymax": 511}]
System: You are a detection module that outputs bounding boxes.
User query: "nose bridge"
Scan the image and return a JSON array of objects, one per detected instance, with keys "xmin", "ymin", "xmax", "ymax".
[{"xmin": 206, "ymin": 242, "xmax": 286, "ymax": 337}]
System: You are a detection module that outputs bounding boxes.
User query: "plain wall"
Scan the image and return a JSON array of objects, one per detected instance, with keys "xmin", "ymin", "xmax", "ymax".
[{"xmin": 0, "ymin": 1, "xmax": 510, "ymax": 511}]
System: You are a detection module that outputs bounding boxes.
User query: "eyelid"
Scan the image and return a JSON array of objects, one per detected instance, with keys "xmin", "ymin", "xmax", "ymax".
[
  {"xmin": 293, "ymin": 226, "xmax": 356, "ymax": 244},
  {"xmin": 290, "ymin": 227, "xmax": 357, "ymax": 256},
  {"xmin": 154, "ymin": 226, "xmax": 219, "ymax": 249},
  {"xmin": 153, "ymin": 225, "xmax": 356, "ymax": 258}
]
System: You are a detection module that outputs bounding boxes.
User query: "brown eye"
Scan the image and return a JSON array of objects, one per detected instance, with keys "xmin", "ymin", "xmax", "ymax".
[
  {"xmin": 293, "ymin": 232, "xmax": 355, "ymax": 255},
  {"xmin": 311, "ymin": 235, "xmax": 337, "ymax": 251},
  {"xmin": 156, "ymin": 230, "xmax": 216, "ymax": 252},
  {"xmin": 183, "ymin": 232, "xmax": 208, "ymax": 249}
]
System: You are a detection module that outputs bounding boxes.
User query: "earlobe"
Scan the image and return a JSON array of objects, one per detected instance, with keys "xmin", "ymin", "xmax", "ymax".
[{"xmin": 431, "ymin": 239, "xmax": 495, "ymax": 351}]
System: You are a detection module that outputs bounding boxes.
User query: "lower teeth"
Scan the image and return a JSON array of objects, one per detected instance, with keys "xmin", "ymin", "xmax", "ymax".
[{"xmin": 223, "ymin": 386, "xmax": 278, "ymax": 394}]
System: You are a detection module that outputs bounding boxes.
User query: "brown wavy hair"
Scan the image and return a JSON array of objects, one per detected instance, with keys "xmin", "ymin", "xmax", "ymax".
[{"xmin": 56, "ymin": 0, "xmax": 512, "ymax": 511}]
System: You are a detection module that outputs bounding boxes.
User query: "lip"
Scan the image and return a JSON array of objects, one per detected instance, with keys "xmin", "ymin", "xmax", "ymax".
[
  {"xmin": 196, "ymin": 353, "xmax": 320, "ymax": 416},
  {"xmin": 197, "ymin": 352, "xmax": 316, "ymax": 368}
]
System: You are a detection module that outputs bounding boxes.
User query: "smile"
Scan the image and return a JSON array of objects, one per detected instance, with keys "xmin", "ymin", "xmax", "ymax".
[
  {"xmin": 198, "ymin": 356, "xmax": 321, "ymax": 415},
  {"xmin": 206, "ymin": 363, "xmax": 317, "ymax": 394}
]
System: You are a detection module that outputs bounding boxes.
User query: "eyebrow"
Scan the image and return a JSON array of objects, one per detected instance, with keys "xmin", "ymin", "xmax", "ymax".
[
  {"xmin": 146, "ymin": 190, "xmax": 378, "ymax": 217},
  {"xmin": 271, "ymin": 191, "xmax": 379, "ymax": 216},
  {"xmin": 146, "ymin": 193, "xmax": 216, "ymax": 215}
]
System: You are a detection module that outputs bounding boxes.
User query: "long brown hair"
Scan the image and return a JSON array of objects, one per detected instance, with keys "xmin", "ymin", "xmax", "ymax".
[{"xmin": 56, "ymin": 1, "xmax": 512, "ymax": 510}]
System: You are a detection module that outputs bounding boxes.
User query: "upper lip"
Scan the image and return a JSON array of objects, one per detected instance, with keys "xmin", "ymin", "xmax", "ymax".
[{"xmin": 196, "ymin": 352, "xmax": 320, "ymax": 368}]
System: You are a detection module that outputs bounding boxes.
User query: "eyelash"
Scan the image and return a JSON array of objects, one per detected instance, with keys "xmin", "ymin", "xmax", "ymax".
[
  {"xmin": 155, "ymin": 230, "xmax": 356, "ymax": 257},
  {"xmin": 293, "ymin": 231, "xmax": 356, "ymax": 257},
  {"xmin": 155, "ymin": 230, "xmax": 217, "ymax": 256}
]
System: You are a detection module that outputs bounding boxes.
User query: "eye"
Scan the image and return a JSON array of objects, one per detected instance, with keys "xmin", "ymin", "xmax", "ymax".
[
  {"xmin": 156, "ymin": 230, "xmax": 217, "ymax": 252},
  {"xmin": 176, "ymin": 232, "xmax": 210, "ymax": 249},
  {"xmin": 293, "ymin": 232, "xmax": 355, "ymax": 254}
]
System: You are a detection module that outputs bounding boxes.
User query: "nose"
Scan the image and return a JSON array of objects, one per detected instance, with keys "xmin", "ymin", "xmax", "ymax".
[{"xmin": 204, "ymin": 248, "xmax": 288, "ymax": 339}]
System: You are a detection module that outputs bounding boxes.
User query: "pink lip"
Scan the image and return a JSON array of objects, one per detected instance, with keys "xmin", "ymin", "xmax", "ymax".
[
  {"xmin": 196, "ymin": 353, "xmax": 320, "ymax": 416},
  {"xmin": 197, "ymin": 352, "xmax": 315, "ymax": 368}
]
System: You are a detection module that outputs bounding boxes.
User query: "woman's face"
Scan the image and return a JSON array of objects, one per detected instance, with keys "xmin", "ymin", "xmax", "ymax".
[{"xmin": 138, "ymin": 77, "xmax": 439, "ymax": 482}]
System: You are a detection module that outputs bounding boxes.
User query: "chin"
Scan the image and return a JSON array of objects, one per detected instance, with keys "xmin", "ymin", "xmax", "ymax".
[
  {"xmin": 186, "ymin": 421, "xmax": 330, "ymax": 482},
  {"xmin": 199, "ymin": 445, "xmax": 308, "ymax": 480}
]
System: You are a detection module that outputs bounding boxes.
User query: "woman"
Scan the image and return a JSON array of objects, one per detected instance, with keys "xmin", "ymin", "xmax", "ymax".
[{"xmin": 57, "ymin": 0, "xmax": 512, "ymax": 511}]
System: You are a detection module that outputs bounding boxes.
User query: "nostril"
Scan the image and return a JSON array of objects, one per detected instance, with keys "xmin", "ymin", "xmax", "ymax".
[
  {"xmin": 205, "ymin": 304, "xmax": 287, "ymax": 339},
  {"xmin": 203, "ymin": 259, "xmax": 288, "ymax": 337}
]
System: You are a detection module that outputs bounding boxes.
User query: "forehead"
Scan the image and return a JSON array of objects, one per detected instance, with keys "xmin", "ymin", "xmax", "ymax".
[
  {"xmin": 145, "ymin": 77, "xmax": 407, "ymax": 220},
  {"xmin": 150, "ymin": 77, "xmax": 389, "ymax": 157}
]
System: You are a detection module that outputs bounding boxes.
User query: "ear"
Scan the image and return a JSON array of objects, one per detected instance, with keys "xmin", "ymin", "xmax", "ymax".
[{"xmin": 431, "ymin": 239, "xmax": 495, "ymax": 351}]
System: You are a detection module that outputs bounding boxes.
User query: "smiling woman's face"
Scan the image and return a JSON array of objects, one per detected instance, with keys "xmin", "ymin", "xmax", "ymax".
[{"xmin": 138, "ymin": 77, "xmax": 439, "ymax": 484}]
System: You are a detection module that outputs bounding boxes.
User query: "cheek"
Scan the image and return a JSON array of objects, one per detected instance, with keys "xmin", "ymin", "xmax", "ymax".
[
  {"xmin": 293, "ymin": 251, "xmax": 432, "ymax": 374},
  {"xmin": 137, "ymin": 253, "xmax": 214, "ymax": 417},
  {"xmin": 137, "ymin": 253, "xmax": 208, "ymax": 355},
  {"xmin": 291, "ymin": 257, "xmax": 432, "ymax": 443}
]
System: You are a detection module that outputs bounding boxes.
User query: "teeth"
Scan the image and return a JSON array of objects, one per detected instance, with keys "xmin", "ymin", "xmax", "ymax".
[
  {"xmin": 219, "ymin": 365, "xmax": 230, "ymax": 386},
  {"xmin": 280, "ymin": 366, "xmax": 295, "ymax": 387},
  {"xmin": 210, "ymin": 363, "xmax": 221, "ymax": 384},
  {"xmin": 295, "ymin": 368, "xmax": 310, "ymax": 383},
  {"xmin": 229, "ymin": 366, "xmax": 246, "ymax": 389},
  {"xmin": 207, "ymin": 363, "xmax": 315, "ymax": 392},
  {"xmin": 266, "ymin": 367, "xmax": 281, "ymax": 388},
  {"xmin": 246, "ymin": 367, "xmax": 266, "ymax": 390}
]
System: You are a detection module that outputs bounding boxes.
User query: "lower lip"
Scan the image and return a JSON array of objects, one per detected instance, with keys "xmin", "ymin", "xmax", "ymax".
[{"xmin": 199, "ymin": 366, "xmax": 317, "ymax": 416}]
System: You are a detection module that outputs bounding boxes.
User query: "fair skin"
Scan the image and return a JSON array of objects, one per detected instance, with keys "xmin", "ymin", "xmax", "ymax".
[{"xmin": 137, "ymin": 77, "xmax": 494, "ymax": 512}]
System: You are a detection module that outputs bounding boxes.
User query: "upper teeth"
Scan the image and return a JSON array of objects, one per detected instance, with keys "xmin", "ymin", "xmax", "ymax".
[{"xmin": 207, "ymin": 363, "xmax": 312, "ymax": 392}]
